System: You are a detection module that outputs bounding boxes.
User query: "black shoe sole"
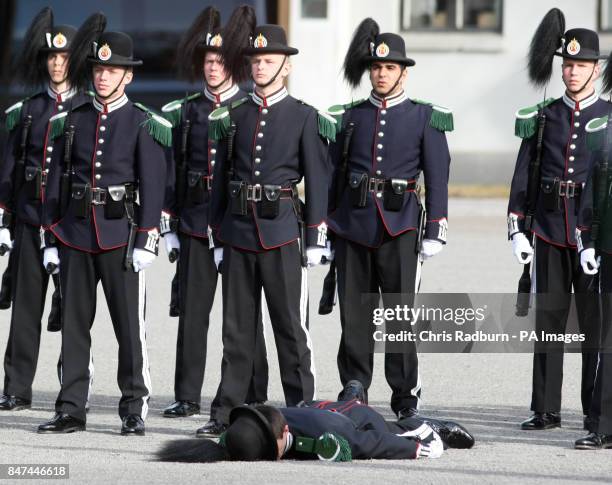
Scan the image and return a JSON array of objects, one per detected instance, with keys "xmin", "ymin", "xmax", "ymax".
[
  {"xmin": 121, "ymin": 430, "xmax": 145, "ymax": 436},
  {"xmin": 163, "ymin": 411, "xmax": 199, "ymax": 418},
  {"xmin": 574, "ymin": 443, "xmax": 612, "ymax": 450},
  {"xmin": 37, "ymin": 426, "xmax": 85, "ymax": 434},
  {"xmin": 0, "ymin": 404, "xmax": 31, "ymax": 411},
  {"xmin": 521, "ymin": 423, "xmax": 561, "ymax": 430},
  {"xmin": 196, "ymin": 430, "xmax": 224, "ymax": 438}
]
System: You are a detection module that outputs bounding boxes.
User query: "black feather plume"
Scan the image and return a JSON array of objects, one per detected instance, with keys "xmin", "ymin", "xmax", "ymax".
[
  {"xmin": 156, "ymin": 439, "xmax": 229, "ymax": 463},
  {"xmin": 15, "ymin": 7, "xmax": 54, "ymax": 89},
  {"xmin": 602, "ymin": 51, "xmax": 612, "ymax": 94},
  {"xmin": 176, "ymin": 6, "xmax": 221, "ymax": 82},
  {"xmin": 67, "ymin": 12, "xmax": 106, "ymax": 91},
  {"xmin": 343, "ymin": 18, "xmax": 380, "ymax": 89},
  {"xmin": 220, "ymin": 5, "xmax": 257, "ymax": 83},
  {"xmin": 527, "ymin": 8, "xmax": 565, "ymax": 88}
]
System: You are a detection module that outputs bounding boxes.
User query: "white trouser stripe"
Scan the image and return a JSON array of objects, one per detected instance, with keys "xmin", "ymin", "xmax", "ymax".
[
  {"xmin": 86, "ymin": 352, "xmax": 94, "ymax": 407},
  {"xmin": 300, "ymin": 266, "xmax": 317, "ymax": 399},
  {"xmin": 396, "ymin": 423, "xmax": 432, "ymax": 439},
  {"xmin": 138, "ymin": 270, "xmax": 152, "ymax": 419},
  {"xmin": 260, "ymin": 292, "xmax": 269, "ymax": 366}
]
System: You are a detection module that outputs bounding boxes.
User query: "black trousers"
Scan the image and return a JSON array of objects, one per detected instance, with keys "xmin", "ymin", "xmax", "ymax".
[
  {"xmin": 589, "ymin": 253, "xmax": 612, "ymax": 433},
  {"xmin": 335, "ymin": 230, "xmax": 421, "ymax": 414},
  {"xmin": 2, "ymin": 222, "xmax": 61, "ymax": 400},
  {"xmin": 172, "ymin": 234, "xmax": 268, "ymax": 405},
  {"xmin": 55, "ymin": 245, "xmax": 151, "ymax": 422},
  {"xmin": 530, "ymin": 238, "xmax": 600, "ymax": 415},
  {"xmin": 211, "ymin": 242, "xmax": 315, "ymax": 424}
]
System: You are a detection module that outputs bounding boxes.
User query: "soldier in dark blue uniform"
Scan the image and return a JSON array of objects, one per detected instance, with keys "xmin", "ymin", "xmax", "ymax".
[
  {"xmin": 574, "ymin": 62, "xmax": 612, "ymax": 449},
  {"xmin": 36, "ymin": 15, "xmax": 169, "ymax": 435},
  {"xmin": 197, "ymin": 8, "xmax": 332, "ymax": 435},
  {"xmin": 159, "ymin": 6, "xmax": 269, "ymax": 419},
  {"xmin": 325, "ymin": 19, "xmax": 451, "ymax": 419},
  {"xmin": 158, "ymin": 385, "xmax": 474, "ymax": 462},
  {"xmin": 0, "ymin": 8, "xmax": 82, "ymax": 411},
  {"xmin": 507, "ymin": 10, "xmax": 606, "ymax": 431}
]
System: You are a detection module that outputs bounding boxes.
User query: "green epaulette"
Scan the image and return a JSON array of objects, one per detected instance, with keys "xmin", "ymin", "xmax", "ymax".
[
  {"xmin": 208, "ymin": 97, "xmax": 249, "ymax": 141},
  {"xmin": 412, "ymin": 99, "xmax": 454, "ymax": 132},
  {"xmin": 161, "ymin": 92, "xmax": 202, "ymax": 128},
  {"xmin": 4, "ymin": 97, "xmax": 31, "ymax": 132},
  {"xmin": 134, "ymin": 102, "xmax": 173, "ymax": 147},
  {"xmin": 585, "ymin": 116, "xmax": 610, "ymax": 151},
  {"xmin": 326, "ymin": 99, "xmax": 366, "ymax": 134},
  {"xmin": 514, "ymin": 98, "xmax": 556, "ymax": 139},
  {"xmin": 48, "ymin": 111, "xmax": 68, "ymax": 140},
  {"xmin": 298, "ymin": 99, "xmax": 338, "ymax": 142}
]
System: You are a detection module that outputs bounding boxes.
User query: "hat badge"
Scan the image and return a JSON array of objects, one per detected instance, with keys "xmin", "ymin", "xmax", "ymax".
[
  {"xmin": 375, "ymin": 42, "xmax": 390, "ymax": 58},
  {"xmin": 567, "ymin": 38, "xmax": 581, "ymax": 56},
  {"xmin": 98, "ymin": 43, "xmax": 112, "ymax": 61},
  {"xmin": 209, "ymin": 33, "xmax": 223, "ymax": 47},
  {"xmin": 52, "ymin": 32, "xmax": 67, "ymax": 49},
  {"xmin": 253, "ymin": 33, "xmax": 268, "ymax": 48}
]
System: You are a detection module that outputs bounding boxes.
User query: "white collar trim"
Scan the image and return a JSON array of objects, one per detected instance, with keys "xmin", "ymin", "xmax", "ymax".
[
  {"xmin": 93, "ymin": 94, "xmax": 129, "ymax": 113},
  {"xmin": 562, "ymin": 90, "xmax": 599, "ymax": 110},
  {"xmin": 368, "ymin": 90, "xmax": 407, "ymax": 109},
  {"xmin": 47, "ymin": 85, "xmax": 77, "ymax": 102},
  {"xmin": 251, "ymin": 87, "xmax": 289, "ymax": 107},
  {"xmin": 204, "ymin": 84, "xmax": 239, "ymax": 104}
]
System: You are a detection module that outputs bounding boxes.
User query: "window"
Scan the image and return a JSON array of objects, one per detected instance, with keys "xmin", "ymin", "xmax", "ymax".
[
  {"xmin": 600, "ymin": 0, "xmax": 612, "ymax": 31},
  {"xmin": 401, "ymin": 0, "xmax": 503, "ymax": 32},
  {"xmin": 301, "ymin": 0, "xmax": 327, "ymax": 18}
]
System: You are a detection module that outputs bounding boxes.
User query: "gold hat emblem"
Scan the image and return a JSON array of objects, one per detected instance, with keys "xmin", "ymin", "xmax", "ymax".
[
  {"xmin": 567, "ymin": 38, "xmax": 581, "ymax": 56},
  {"xmin": 98, "ymin": 43, "xmax": 112, "ymax": 61},
  {"xmin": 375, "ymin": 42, "xmax": 390, "ymax": 58},
  {"xmin": 209, "ymin": 33, "xmax": 223, "ymax": 47},
  {"xmin": 253, "ymin": 33, "xmax": 268, "ymax": 48},
  {"xmin": 52, "ymin": 32, "xmax": 67, "ymax": 48}
]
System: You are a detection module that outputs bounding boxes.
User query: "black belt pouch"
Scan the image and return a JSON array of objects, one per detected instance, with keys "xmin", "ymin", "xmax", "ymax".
[
  {"xmin": 105, "ymin": 185, "xmax": 126, "ymax": 219},
  {"xmin": 71, "ymin": 183, "xmax": 91, "ymax": 219},
  {"xmin": 229, "ymin": 181, "xmax": 247, "ymax": 216},
  {"xmin": 383, "ymin": 178, "xmax": 407, "ymax": 212},
  {"xmin": 187, "ymin": 170, "xmax": 205, "ymax": 206},
  {"xmin": 540, "ymin": 178, "xmax": 559, "ymax": 211},
  {"xmin": 24, "ymin": 166, "xmax": 42, "ymax": 200},
  {"xmin": 259, "ymin": 184, "xmax": 282, "ymax": 219},
  {"xmin": 349, "ymin": 172, "xmax": 368, "ymax": 208}
]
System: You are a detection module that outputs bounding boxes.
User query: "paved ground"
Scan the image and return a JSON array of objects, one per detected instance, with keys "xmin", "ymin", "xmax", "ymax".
[{"xmin": 0, "ymin": 198, "xmax": 610, "ymax": 484}]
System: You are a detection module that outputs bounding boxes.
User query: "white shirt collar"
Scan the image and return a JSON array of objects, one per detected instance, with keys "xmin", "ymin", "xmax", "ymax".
[
  {"xmin": 368, "ymin": 90, "xmax": 407, "ymax": 109},
  {"xmin": 251, "ymin": 86, "xmax": 289, "ymax": 107},
  {"xmin": 204, "ymin": 84, "xmax": 240, "ymax": 104},
  {"xmin": 562, "ymin": 90, "xmax": 599, "ymax": 111},
  {"xmin": 47, "ymin": 85, "xmax": 77, "ymax": 102},
  {"xmin": 93, "ymin": 94, "xmax": 129, "ymax": 113}
]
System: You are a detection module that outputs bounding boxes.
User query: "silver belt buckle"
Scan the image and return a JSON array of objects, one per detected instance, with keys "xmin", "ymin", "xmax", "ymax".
[
  {"xmin": 91, "ymin": 188, "xmax": 106, "ymax": 205},
  {"xmin": 248, "ymin": 184, "xmax": 262, "ymax": 202}
]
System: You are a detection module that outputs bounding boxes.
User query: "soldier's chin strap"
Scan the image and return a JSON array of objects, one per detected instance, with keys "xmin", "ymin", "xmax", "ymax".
[
  {"xmin": 254, "ymin": 56, "xmax": 287, "ymax": 89},
  {"xmin": 567, "ymin": 63, "xmax": 597, "ymax": 96},
  {"xmin": 94, "ymin": 69, "xmax": 128, "ymax": 101}
]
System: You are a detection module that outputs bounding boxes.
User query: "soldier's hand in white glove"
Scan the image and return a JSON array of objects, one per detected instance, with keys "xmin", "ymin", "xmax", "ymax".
[
  {"xmin": 164, "ymin": 232, "xmax": 180, "ymax": 263},
  {"xmin": 214, "ymin": 247, "xmax": 224, "ymax": 271},
  {"xmin": 580, "ymin": 248, "xmax": 600, "ymax": 275},
  {"xmin": 132, "ymin": 248, "xmax": 156, "ymax": 273},
  {"xmin": 307, "ymin": 246, "xmax": 332, "ymax": 267},
  {"xmin": 420, "ymin": 239, "xmax": 443, "ymax": 261},
  {"xmin": 43, "ymin": 247, "xmax": 60, "ymax": 274},
  {"xmin": 0, "ymin": 228, "xmax": 12, "ymax": 255},
  {"xmin": 511, "ymin": 232, "xmax": 533, "ymax": 264}
]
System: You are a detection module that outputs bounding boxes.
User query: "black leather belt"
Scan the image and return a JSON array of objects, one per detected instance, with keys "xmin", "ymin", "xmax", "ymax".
[
  {"xmin": 245, "ymin": 184, "xmax": 292, "ymax": 202},
  {"xmin": 367, "ymin": 177, "xmax": 418, "ymax": 193}
]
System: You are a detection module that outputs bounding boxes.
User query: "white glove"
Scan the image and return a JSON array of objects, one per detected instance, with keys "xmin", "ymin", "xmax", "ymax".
[
  {"xmin": 511, "ymin": 232, "xmax": 533, "ymax": 264},
  {"xmin": 416, "ymin": 430, "xmax": 444, "ymax": 459},
  {"xmin": 420, "ymin": 239, "xmax": 443, "ymax": 261},
  {"xmin": 132, "ymin": 248, "xmax": 156, "ymax": 273},
  {"xmin": 214, "ymin": 247, "xmax": 224, "ymax": 270},
  {"xmin": 164, "ymin": 232, "xmax": 180, "ymax": 261},
  {"xmin": 326, "ymin": 241, "xmax": 334, "ymax": 262},
  {"xmin": 307, "ymin": 246, "xmax": 332, "ymax": 267},
  {"xmin": 580, "ymin": 248, "xmax": 600, "ymax": 275},
  {"xmin": 0, "ymin": 228, "xmax": 12, "ymax": 253},
  {"xmin": 43, "ymin": 247, "xmax": 60, "ymax": 274}
]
